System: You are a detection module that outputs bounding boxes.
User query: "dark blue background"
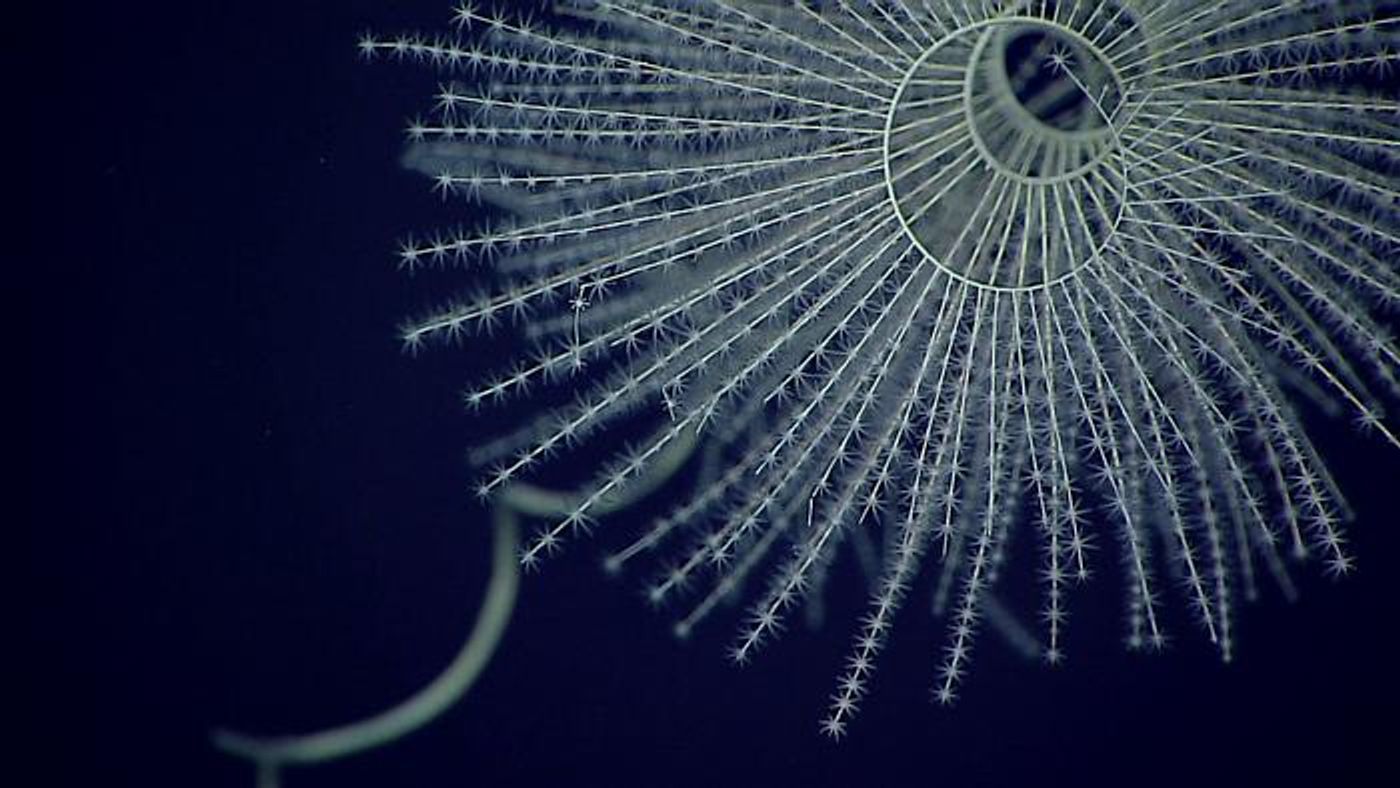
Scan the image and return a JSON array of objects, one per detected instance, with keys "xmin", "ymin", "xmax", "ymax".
[{"xmin": 34, "ymin": 2, "xmax": 1397, "ymax": 786}]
